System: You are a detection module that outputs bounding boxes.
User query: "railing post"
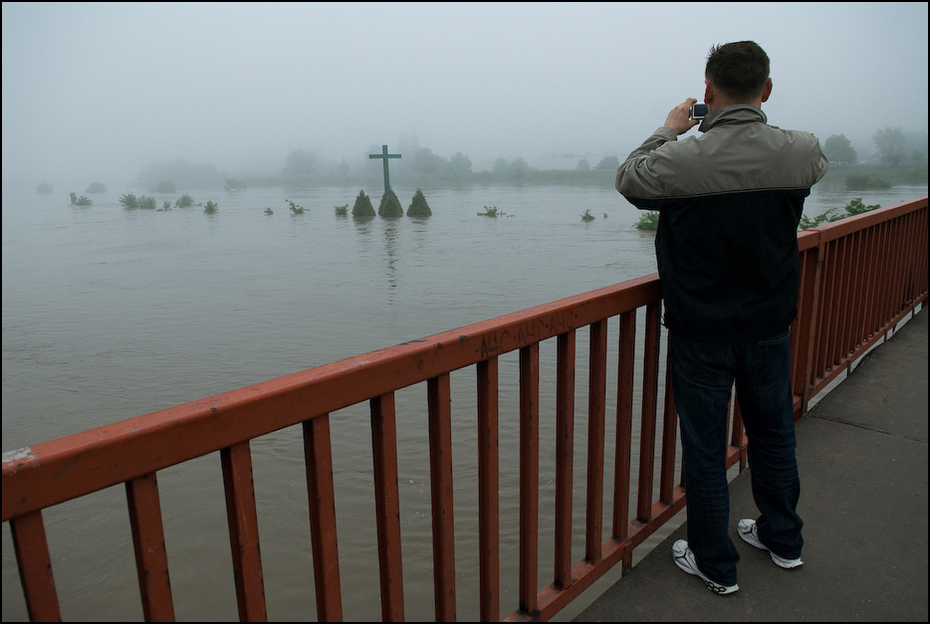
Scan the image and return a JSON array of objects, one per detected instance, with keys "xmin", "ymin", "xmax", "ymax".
[
  {"xmin": 428, "ymin": 373, "xmax": 456, "ymax": 621},
  {"xmin": 370, "ymin": 393, "xmax": 405, "ymax": 622},
  {"xmin": 518, "ymin": 344, "xmax": 540, "ymax": 615}
]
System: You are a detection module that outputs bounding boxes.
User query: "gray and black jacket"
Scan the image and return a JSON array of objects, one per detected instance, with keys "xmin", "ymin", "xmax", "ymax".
[{"xmin": 616, "ymin": 105, "xmax": 828, "ymax": 342}]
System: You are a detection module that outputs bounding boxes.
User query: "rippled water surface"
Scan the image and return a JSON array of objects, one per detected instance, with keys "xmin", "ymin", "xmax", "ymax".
[{"xmin": 3, "ymin": 181, "xmax": 925, "ymax": 621}]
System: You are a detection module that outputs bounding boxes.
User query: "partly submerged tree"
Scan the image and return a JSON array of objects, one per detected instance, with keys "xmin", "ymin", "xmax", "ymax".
[
  {"xmin": 379, "ymin": 190, "xmax": 403, "ymax": 218},
  {"xmin": 823, "ymin": 134, "xmax": 857, "ymax": 165},
  {"xmin": 352, "ymin": 190, "xmax": 375, "ymax": 217},
  {"xmin": 873, "ymin": 127, "xmax": 906, "ymax": 166},
  {"xmin": 447, "ymin": 152, "xmax": 472, "ymax": 176},
  {"xmin": 595, "ymin": 155, "xmax": 620, "ymax": 170},
  {"xmin": 85, "ymin": 182, "xmax": 107, "ymax": 193},
  {"xmin": 282, "ymin": 149, "xmax": 318, "ymax": 177},
  {"xmin": 407, "ymin": 188, "xmax": 432, "ymax": 217},
  {"xmin": 152, "ymin": 181, "xmax": 176, "ymax": 193}
]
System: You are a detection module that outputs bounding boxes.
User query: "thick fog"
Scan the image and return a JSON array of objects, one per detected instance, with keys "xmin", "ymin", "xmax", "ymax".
[{"xmin": 2, "ymin": 2, "xmax": 928, "ymax": 191}]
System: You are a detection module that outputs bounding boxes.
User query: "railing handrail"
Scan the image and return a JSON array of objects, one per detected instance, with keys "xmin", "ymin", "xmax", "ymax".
[
  {"xmin": 3, "ymin": 195, "xmax": 927, "ymax": 622},
  {"xmin": 2, "ymin": 274, "xmax": 662, "ymax": 522}
]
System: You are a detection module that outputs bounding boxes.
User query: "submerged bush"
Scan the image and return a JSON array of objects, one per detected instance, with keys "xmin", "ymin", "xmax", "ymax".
[
  {"xmin": 406, "ymin": 188, "xmax": 431, "ymax": 217},
  {"xmin": 379, "ymin": 190, "xmax": 403, "ymax": 218},
  {"xmin": 798, "ymin": 197, "xmax": 881, "ymax": 230},
  {"xmin": 119, "ymin": 193, "xmax": 139, "ymax": 209},
  {"xmin": 74, "ymin": 195, "xmax": 93, "ymax": 206},
  {"xmin": 334, "ymin": 204, "xmax": 348, "ymax": 216},
  {"xmin": 285, "ymin": 199, "xmax": 306, "ymax": 214},
  {"xmin": 632, "ymin": 211, "xmax": 659, "ymax": 230},
  {"xmin": 845, "ymin": 173, "xmax": 892, "ymax": 190},
  {"xmin": 204, "ymin": 201, "xmax": 219, "ymax": 214},
  {"xmin": 352, "ymin": 190, "xmax": 375, "ymax": 217},
  {"xmin": 581, "ymin": 209, "xmax": 595, "ymax": 222},
  {"xmin": 175, "ymin": 194, "xmax": 195, "ymax": 208},
  {"xmin": 85, "ymin": 182, "xmax": 107, "ymax": 193}
]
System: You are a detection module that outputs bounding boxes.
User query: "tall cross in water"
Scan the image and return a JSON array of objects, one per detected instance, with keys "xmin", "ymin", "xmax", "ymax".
[{"xmin": 369, "ymin": 144, "xmax": 401, "ymax": 195}]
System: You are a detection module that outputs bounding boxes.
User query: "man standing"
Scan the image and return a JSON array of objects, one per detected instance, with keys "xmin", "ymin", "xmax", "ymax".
[{"xmin": 615, "ymin": 41, "xmax": 828, "ymax": 594}]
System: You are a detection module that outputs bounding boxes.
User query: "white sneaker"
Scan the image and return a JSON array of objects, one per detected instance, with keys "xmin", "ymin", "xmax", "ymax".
[
  {"xmin": 672, "ymin": 539, "xmax": 739, "ymax": 595},
  {"xmin": 737, "ymin": 519, "xmax": 803, "ymax": 569}
]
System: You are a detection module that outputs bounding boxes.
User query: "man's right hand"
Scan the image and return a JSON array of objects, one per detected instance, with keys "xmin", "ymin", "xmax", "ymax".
[{"xmin": 664, "ymin": 98, "xmax": 700, "ymax": 135}]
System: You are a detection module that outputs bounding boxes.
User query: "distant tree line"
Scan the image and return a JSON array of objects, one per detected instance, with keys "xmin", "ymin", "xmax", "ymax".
[{"xmin": 823, "ymin": 128, "xmax": 927, "ymax": 166}]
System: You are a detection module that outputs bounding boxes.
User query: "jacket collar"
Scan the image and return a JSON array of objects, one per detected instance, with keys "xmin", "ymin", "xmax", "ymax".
[{"xmin": 698, "ymin": 105, "xmax": 767, "ymax": 133}]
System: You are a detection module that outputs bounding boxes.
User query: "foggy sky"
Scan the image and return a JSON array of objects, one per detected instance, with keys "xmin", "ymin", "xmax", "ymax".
[{"xmin": 2, "ymin": 2, "xmax": 928, "ymax": 190}]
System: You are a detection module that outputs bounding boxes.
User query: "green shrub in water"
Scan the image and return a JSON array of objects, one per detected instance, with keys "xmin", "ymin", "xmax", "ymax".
[
  {"xmin": 352, "ymin": 190, "xmax": 375, "ymax": 217},
  {"xmin": 406, "ymin": 188, "xmax": 432, "ymax": 217},
  {"xmin": 379, "ymin": 190, "xmax": 404, "ymax": 218}
]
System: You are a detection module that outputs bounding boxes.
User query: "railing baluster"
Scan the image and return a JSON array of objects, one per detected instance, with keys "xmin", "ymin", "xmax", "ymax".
[
  {"xmin": 302, "ymin": 414, "xmax": 343, "ymax": 622},
  {"xmin": 658, "ymin": 363, "xmax": 678, "ymax": 505},
  {"xmin": 221, "ymin": 441, "xmax": 267, "ymax": 622},
  {"xmin": 477, "ymin": 358, "xmax": 500, "ymax": 623},
  {"xmin": 554, "ymin": 330, "xmax": 575, "ymax": 586},
  {"xmin": 518, "ymin": 344, "xmax": 540, "ymax": 615},
  {"xmin": 636, "ymin": 303, "xmax": 661, "ymax": 523},
  {"xmin": 125, "ymin": 472, "xmax": 175, "ymax": 622},
  {"xmin": 427, "ymin": 373, "xmax": 456, "ymax": 621},
  {"xmin": 585, "ymin": 321, "xmax": 607, "ymax": 563},
  {"xmin": 612, "ymin": 310, "xmax": 636, "ymax": 568},
  {"xmin": 10, "ymin": 510, "xmax": 60, "ymax": 622},
  {"xmin": 369, "ymin": 393, "xmax": 404, "ymax": 622}
]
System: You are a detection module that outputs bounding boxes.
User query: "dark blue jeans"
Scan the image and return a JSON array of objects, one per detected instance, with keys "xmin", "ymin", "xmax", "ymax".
[{"xmin": 669, "ymin": 329, "xmax": 803, "ymax": 586}]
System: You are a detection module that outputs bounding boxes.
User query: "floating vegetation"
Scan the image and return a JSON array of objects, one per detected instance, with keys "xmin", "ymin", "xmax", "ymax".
[
  {"xmin": 406, "ymin": 188, "xmax": 431, "ymax": 217},
  {"xmin": 632, "ymin": 211, "xmax": 659, "ymax": 231},
  {"xmin": 352, "ymin": 190, "xmax": 375, "ymax": 218},
  {"xmin": 478, "ymin": 205, "xmax": 510, "ymax": 218},
  {"xmin": 204, "ymin": 201, "xmax": 219, "ymax": 214},
  {"xmin": 265, "ymin": 208, "xmax": 274, "ymax": 215},
  {"xmin": 285, "ymin": 199, "xmax": 306, "ymax": 214}
]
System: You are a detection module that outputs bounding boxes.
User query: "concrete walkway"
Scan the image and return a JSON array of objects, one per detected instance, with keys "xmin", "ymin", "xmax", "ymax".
[{"xmin": 574, "ymin": 307, "xmax": 928, "ymax": 622}]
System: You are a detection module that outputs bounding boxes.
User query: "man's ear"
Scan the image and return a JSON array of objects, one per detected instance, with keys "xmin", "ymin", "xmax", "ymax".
[
  {"xmin": 704, "ymin": 80, "xmax": 715, "ymax": 106},
  {"xmin": 761, "ymin": 77, "xmax": 773, "ymax": 103}
]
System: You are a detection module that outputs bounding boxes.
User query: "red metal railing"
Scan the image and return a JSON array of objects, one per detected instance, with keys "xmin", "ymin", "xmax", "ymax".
[{"xmin": 3, "ymin": 197, "xmax": 927, "ymax": 622}]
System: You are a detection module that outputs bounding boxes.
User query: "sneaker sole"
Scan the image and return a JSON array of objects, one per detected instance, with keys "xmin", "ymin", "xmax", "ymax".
[
  {"xmin": 672, "ymin": 540, "xmax": 739, "ymax": 595},
  {"xmin": 737, "ymin": 520, "xmax": 803, "ymax": 569}
]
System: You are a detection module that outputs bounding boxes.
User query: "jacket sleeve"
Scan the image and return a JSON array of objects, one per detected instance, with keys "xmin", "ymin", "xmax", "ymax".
[{"xmin": 615, "ymin": 126, "xmax": 678, "ymax": 203}]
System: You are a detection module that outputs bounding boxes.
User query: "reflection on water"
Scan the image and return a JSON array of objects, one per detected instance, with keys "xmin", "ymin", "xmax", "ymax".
[{"xmin": 2, "ymin": 182, "xmax": 926, "ymax": 621}]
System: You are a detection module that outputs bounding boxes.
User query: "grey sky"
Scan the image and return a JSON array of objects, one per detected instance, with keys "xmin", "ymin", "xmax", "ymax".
[{"xmin": 2, "ymin": 2, "xmax": 927, "ymax": 189}]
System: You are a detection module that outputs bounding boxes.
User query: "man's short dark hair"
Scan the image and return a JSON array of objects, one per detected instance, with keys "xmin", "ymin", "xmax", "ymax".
[{"xmin": 705, "ymin": 41, "xmax": 770, "ymax": 100}]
